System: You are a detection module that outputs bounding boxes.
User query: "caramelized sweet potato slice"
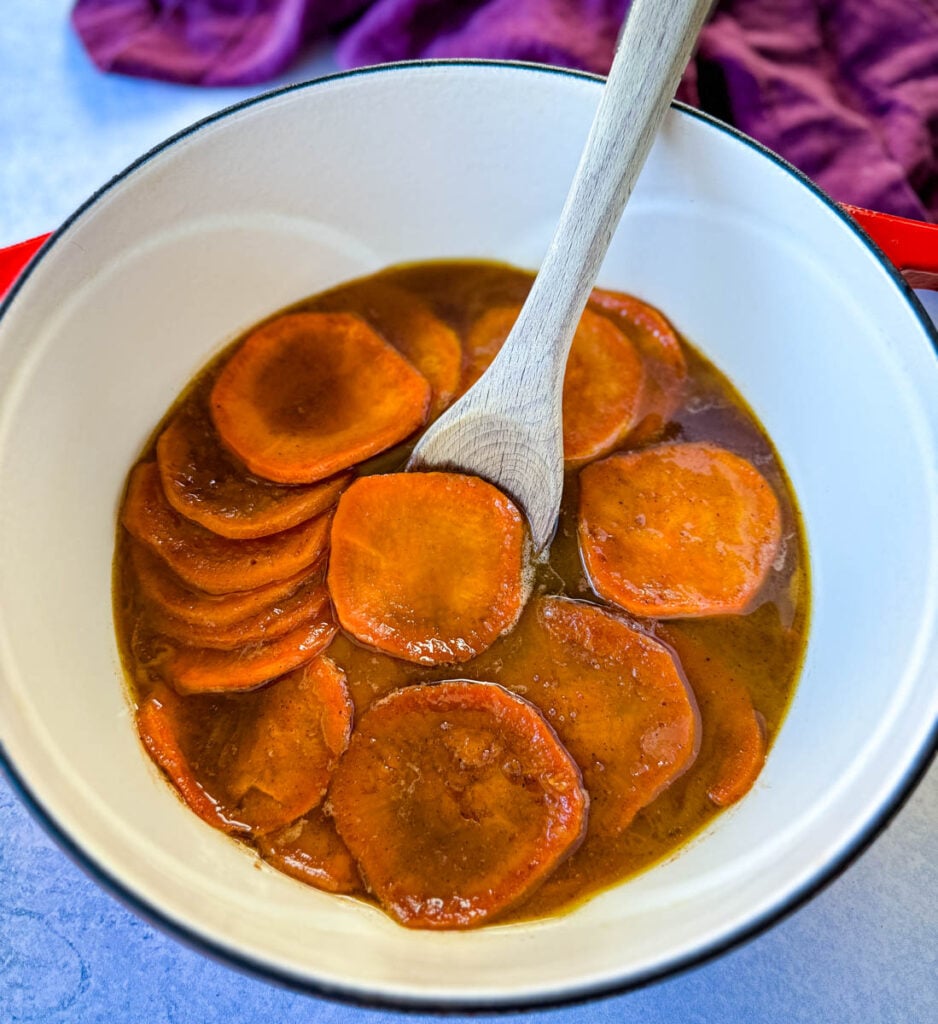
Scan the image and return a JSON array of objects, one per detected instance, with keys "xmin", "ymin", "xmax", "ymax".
[
  {"xmin": 579, "ymin": 443, "xmax": 783, "ymax": 617},
  {"xmin": 210, "ymin": 312, "xmax": 431, "ymax": 483},
  {"xmin": 223, "ymin": 657, "xmax": 353, "ymax": 832},
  {"xmin": 256, "ymin": 809, "xmax": 362, "ymax": 894},
  {"xmin": 462, "ymin": 304, "xmax": 645, "ymax": 463},
  {"xmin": 148, "ymin": 572, "xmax": 329, "ymax": 651},
  {"xmin": 157, "ymin": 400, "xmax": 351, "ymax": 539},
  {"xmin": 461, "ymin": 305, "xmax": 511, "ymax": 392},
  {"xmin": 167, "ymin": 610, "xmax": 337, "ymax": 695},
  {"xmin": 328, "ymin": 472, "xmax": 527, "ymax": 665},
  {"xmin": 136, "ymin": 684, "xmax": 245, "ymax": 833},
  {"xmin": 122, "ymin": 463, "xmax": 331, "ymax": 595},
  {"xmin": 328, "ymin": 680, "xmax": 587, "ymax": 928},
  {"xmin": 325, "ymin": 598, "xmax": 699, "ymax": 836},
  {"xmin": 660, "ymin": 627, "xmax": 766, "ymax": 807},
  {"xmin": 136, "ymin": 659, "xmax": 352, "ymax": 834},
  {"xmin": 129, "ymin": 542, "xmax": 319, "ymax": 629},
  {"xmin": 589, "ymin": 287, "xmax": 687, "ymax": 443},
  {"xmin": 529, "ymin": 598, "xmax": 699, "ymax": 834},
  {"xmin": 313, "ymin": 281, "xmax": 462, "ymax": 419},
  {"xmin": 561, "ymin": 310, "xmax": 645, "ymax": 464}
]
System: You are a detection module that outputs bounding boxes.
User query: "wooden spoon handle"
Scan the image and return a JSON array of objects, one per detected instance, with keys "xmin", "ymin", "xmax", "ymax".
[
  {"xmin": 409, "ymin": 0, "xmax": 711, "ymax": 552},
  {"xmin": 493, "ymin": 0, "xmax": 712, "ymax": 394}
]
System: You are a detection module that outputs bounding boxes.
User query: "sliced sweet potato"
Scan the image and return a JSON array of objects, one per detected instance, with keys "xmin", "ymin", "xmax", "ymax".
[
  {"xmin": 589, "ymin": 287, "xmax": 687, "ymax": 443},
  {"xmin": 137, "ymin": 659, "xmax": 352, "ymax": 834},
  {"xmin": 382, "ymin": 261, "xmax": 534, "ymax": 335},
  {"xmin": 313, "ymin": 281, "xmax": 462, "ymax": 419},
  {"xmin": 129, "ymin": 542, "xmax": 320, "ymax": 630},
  {"xmin": 561, "ymin": 310, "xmax": 645, "ymax": 464},
  {"xmin": 516, "ymin": 598, "xmax": 699, "ymax": 835},
  {"xmin": 157, "ymin": 400, "xmax": 351, "ymax": 539},
  {"xmin": 256, "ymin": 809, "xmax": 362, "ymax": 894},
  {"xmin": 461, "ymin": 304, "xmax": 645, "ymax": 463},
  {"xmin": 222, "ymin": 657, "xmax": 353, "ymax": 832},
  {"xmin": 578, "ymin": 443, "xmax": 783, "ymax": 617},
  {"xmin": 210, "ymin": 312, "xmax": 431, "ymax": 483},
  {"xmin": 461, "ymin": 305, "xmax": 512, "ymax": 392},
  {"xmin": 167, "ymin": 610, "xmax": 337, "ymax": 695},
  {"xmin": 328, "ymin": 680, "xmax": 587, "ymax": 928},
  {"xmin": 660, "ymin": 627, "xmax": 767, "ymax": 807},
  {"xmin": 324, "ymin": 597, "xmax": 698, "ymax": 837},
  {"xmin": 122, "ymin": 462, "xmax": 331, "ymax": 595},
  {"xmin": 328, "ymin": 472, "xmax": 527, "ymax": 665},
  {"xmin": 148, "ymin": 572, "xmax": 329, "ymax": 651},
  {"xmin": 136, "ymin": 684, "xmax": 246, "ymax": 833}
]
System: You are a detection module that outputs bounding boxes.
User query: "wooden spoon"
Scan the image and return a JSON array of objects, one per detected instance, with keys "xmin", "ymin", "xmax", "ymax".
[{"xmin": 408, "ymin": 0, "xmax": 712, "ymax": 551}]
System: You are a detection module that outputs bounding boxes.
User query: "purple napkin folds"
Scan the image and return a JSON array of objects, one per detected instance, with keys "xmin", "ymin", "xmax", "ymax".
[
  {"xmin": 71, "ymin": 1, "xmax": 370, "ymax": 86},
  {"xmin": 71, "ymin": 0, "xmax": 938, "ymax": 220}
]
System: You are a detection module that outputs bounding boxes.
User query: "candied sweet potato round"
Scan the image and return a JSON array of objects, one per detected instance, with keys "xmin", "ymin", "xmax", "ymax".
[
  {"xmin": 661, "ymin": 627, "xmax": 766, "ymax": 808},
  {"xmin": 530, "ymin": 598, "xmax": 699, "ymax": 834},
  {"xmin": 328, "ymin": 472, "xmax": 528, "ymax": 665},
  {"xmin": 588, "ymin": 287, "xmax": 687, "ymax": 443},
  {"xmin": 561, "ymin": 310, "xmax": 645, "ymax": 464},
  {"xmin": 137, "ymin": 685, "xmax": 246, "ymax": 833},
  {"xmin": 129, "ymin": 542, "xmax": 320, "ymax": 630},
  {"xmin": 148, "ymin": 571, "xmax": 329, "ymax": 651},
  {"xmin": 256, "ymin": 810, "xmax": 362, "ymax": 894},
  {"xmin": 461, "ymin": 305, "xmax": 511, "ymax": 392},
  {"xmin": 312, "ymin": 281, "xmax": 462, "ymax": 419},
  {"xmin": 137, "ymin": 658, "xmax": 352, "ymax": 834},
  {"xmin": 166, "ymin": 610, "xmax": 337, "ymax": 695},
  {"xmin": 157, "ymin": 401, "xmax": 351, "ymax": 539},
  {"xmin": 579, "ymin": 443, "xmax": 783, "ymax": 618},
  {"xmin": 210, "ymin": 312, "xmax": 431, "ymax": 483},
  {"xmin": 462, "ymin": 304, "xmax": 645, "ymax": 464},
  {"xmin": 328, "ymin": 680, "xmax": 587, "ymax": 928},
  {"xmin": 224, "ymin": 657, "xmax": 353, "ymax": 832},
  {"xmin": 121, "ymin": 463, "xmax": 331, "ymax": 595}
]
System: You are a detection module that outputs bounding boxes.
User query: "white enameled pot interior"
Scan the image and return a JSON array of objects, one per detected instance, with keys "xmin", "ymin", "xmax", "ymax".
[{"xmin": 0, "ymin": 64, "xmax": 936, "ymax": 1008}]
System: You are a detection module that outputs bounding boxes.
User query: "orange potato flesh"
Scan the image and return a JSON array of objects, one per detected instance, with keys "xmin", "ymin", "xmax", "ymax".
[
  {"xmin": 520, "ymin": 597, "xmax": 700, "ymax": 835},
  {"xmin": 578, "ymin": 443, "xmax": 783, "ymax": 618},
  {"xmin": 210, "ymin": 312, "xmax": 431, "ymax": 483},
  {"xmin": 561, "ymin": 310, "xmax": 646, "ymax": 463},
  {"xmin": 328, "ymin": 472, "xmax": 527, "ymax": 665},
  {"xmin": 323, "ymin": 596, "xmax": 700, "ymax": 838},
  {"xmin": 312, "ymin": 281, "xmax": 462, "ymax": 419},
  {"xmin": 136, "ymin": 659, "xmax": 352, "ymax": 834},
  {"xmin": 167, "ymin": 611, "xmax": 337, "ymax": 695},
  {"xmin": 129, "ymin": 542, "xmax": 320, "ymax": 630},
  {"xmin": 136, "ymin": 685, "xmax": 245, "ymax": 834},
  {"xmin": 660, "ymin": 627, "xmax": 767, "ymax": 807},
  {"xmin": 224, "ymin": 657, "xmax": 353, "ymax": 832},
  {"xmin": 256, "ymin": 810, "xmax": 363, "ymax": 894},
  {"xmin": 462, "ymin": 304, "xmax": 646, "ymax": 464},
  {"xmin": 328, "ymin": 680, "xmax": 587, "ymax": 928},
  {"xmin": 157, "ymin": 400, "xmax": 351, "ymax": 539},
  {"xmin": 460, "ymin": 307, "xmax": 510, "ymax": 393},
  {"xmin": 121, "ymin": 462, "xmax": 331, "ymax": 595},
  {"xmin": 148, "ymin": 572, "xmax": 329, "ymax": 651},
  {"xmin": 588, "ymin": 287, "xmax": 688, "ymax": 444}
]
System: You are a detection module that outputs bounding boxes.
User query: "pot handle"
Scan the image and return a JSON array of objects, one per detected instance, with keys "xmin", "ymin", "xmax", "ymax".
[
  {"xmin": 0, "ymin": 233, "xmax": 50, "ymax": 300},
  {"xmin": 1, "ymin": 208, "xmax": 936, "ymax": 298},
  {"xmin": 840, "ymin": 205, "xmax": 938, "ymax": 291}
]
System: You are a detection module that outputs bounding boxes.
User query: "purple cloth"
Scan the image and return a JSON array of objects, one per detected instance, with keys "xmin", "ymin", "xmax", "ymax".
[
  {"xmin": 71, "ymin": 1, "xmax": 938, "ymax": 221},
  {"xmin": 338, "ymin": 0, "xmax": 629, "ymax": 74},
  {"xmin": 70, "ymin": 1, "xmax": 370, "ymax": 86}
]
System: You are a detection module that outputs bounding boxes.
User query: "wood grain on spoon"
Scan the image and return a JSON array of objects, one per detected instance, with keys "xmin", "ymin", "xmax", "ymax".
[{"xmin": 408, "ymin": 0, "xmax": 711, "ymax": 550}]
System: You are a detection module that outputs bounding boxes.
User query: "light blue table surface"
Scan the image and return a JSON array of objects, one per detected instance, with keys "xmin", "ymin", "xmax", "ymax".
[{"xmin": 1, "ymin": 4, "xmax": 936, "ymax": 1022}]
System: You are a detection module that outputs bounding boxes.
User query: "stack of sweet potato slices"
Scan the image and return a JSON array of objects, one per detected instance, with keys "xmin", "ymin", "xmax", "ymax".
[{"xmin": 120, "ymin": 282, "xmax": 786, "ymax": 924}]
